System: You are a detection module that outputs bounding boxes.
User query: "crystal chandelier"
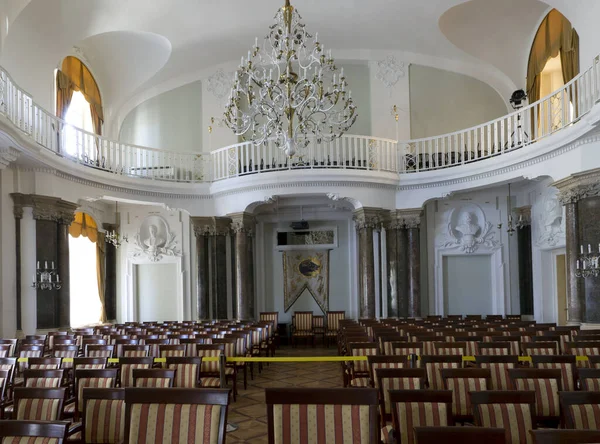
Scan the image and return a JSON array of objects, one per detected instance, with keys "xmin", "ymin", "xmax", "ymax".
[
  {"xmin": 223, "ymin": 0, "xmax": 357, "ymax": 157},
  {"xmin": 32, "ymin": 260, "xmax": 62, "ymax": 290},
  {"xmin": 576, "ymin": 243, "xmax": 600, "ymax": 278},
  {"xmin": 105, "ymin": 201, "xmax": 128, "ymax": 248}
]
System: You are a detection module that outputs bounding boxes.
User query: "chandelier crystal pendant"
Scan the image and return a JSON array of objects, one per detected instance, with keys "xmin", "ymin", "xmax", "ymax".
[{"xmin": 223, "ymin": 0, "xmax": 357, "ymax": 157}]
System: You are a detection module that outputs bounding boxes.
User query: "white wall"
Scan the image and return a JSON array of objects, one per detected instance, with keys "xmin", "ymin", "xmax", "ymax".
[
  {"xmin": 409, "ymin": 65, "xmax": 508, "ymax": 139},
  {"xmin": 443, "ymin": 255, "xmax": 493, "ymax": 315},
  {"xmin": 261, "ymin": 218, "xmax": 353, "ymax": 324},
  {"xmin": 119, "ymin": 81, "xmax": 203, "ymax": 153}
]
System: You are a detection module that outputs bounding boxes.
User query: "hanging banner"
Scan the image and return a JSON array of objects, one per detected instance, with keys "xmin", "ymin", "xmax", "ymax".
[{"xmin": 283, "ymin": 250, "xmax": 330, "ymax": 313}]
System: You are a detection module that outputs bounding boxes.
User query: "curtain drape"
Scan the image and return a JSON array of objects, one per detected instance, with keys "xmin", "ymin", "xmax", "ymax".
[
  {"xmin": 56, "ymin": 70, "xmax": 73, "ymax": 121},
  {"xmin": 96, "ymin": 231, "xmax": 107, "ymax": 323},
  {"xmin": 527, "ymin": 9, "xmax": 579, "ymax": 126},
  {"xmin": 69, "ymin": 211, "xmax": 107, "ymax": 322}
]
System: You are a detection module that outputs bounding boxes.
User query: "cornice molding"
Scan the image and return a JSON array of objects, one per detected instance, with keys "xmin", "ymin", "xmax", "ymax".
[
  {"xmin": 191, "ymin": 216, "xmax": 232, "ymax": 237},
  {"xmin": 353, "ymin": 207, "xmax": 384, "ymax": 231},
  {"xmin": 10, "ymin": 193, "xmax": 79, "ymax": 223},
  {"xmin": 229, "ymin": 212, "xmax": 256, "ymax": 235},
  {"xmin": 553, "ymin": 167, "xmax": 600, "ymax": 205},
  {"xmin": 384, "ymin": 208, "xmax": 423, "ymax": 229}
]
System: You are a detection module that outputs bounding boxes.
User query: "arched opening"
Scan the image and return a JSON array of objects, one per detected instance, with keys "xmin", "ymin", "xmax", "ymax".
[
  {"xmin": 56, "ymin": 56, "xmax": 103, "ymax": 159},
  {"xmin": 68, "ymin": 212, "xmax": 106, "ymax": 327},
  {"xmin": 527, "ymin": 9, "xmax": 579, "ymax": 134}
]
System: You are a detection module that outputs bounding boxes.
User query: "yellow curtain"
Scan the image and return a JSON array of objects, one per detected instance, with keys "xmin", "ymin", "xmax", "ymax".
[
  {"xmin": 96, "ymin": 231, "xmax": 107, "ymax": 323},
  {"xmin": 527, "ymin": 9, "xmax": 579, "ymax": 125},
  {"xmin": 56, "ymin": 70, "xmax": 73, "ymax": 121},
  {"xmin": 69, "ymin": 211, "xmax": 98, "ymax": 242}
]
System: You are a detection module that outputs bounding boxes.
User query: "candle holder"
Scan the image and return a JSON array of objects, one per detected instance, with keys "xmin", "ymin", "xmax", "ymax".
[
  {"xmin": 575, "ymin": 244, "xmax": 600, "ymax": 278},
  {"xmin": 32, "ymin": 260, "xmax": 62, "ymax": 290}
]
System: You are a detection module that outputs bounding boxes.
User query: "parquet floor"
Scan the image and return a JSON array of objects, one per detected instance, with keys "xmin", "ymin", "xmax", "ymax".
[{"xmin": 226, "ymin": 344, "xmax": 343, "ymax": 443}]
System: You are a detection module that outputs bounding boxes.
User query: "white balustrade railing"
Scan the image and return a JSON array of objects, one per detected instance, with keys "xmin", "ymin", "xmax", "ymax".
[{"xmin": 0, "ymin": 54, "xmax": 599, "ymax": 183}]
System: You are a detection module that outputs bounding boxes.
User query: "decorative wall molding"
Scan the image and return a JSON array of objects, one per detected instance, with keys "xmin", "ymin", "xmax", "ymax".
[
  {"xmin": 384, "ymin": 208, "xmax": 423, "ymax": 229},
  {"xmin": 0, "ymin": 147, "xmax": 18, "ymax": 169},
  {"xmin": 10, "ymin": 193, "xmax": 78, "ymax": 224},
  {"xmin": 533, "ymin": 187, "xmax": 565, "ymax": 247},
  {"xmin": 554, "ymin": 167, "xmax": 600, "ymax": 204},
  {"xmin": 375, "ymin": 55, "xmax": 406, "ymax": 89},
  {"xmin": 191, "ymin": 216, "xmax": 231, "ymax": 237},
  {"xmin": 353, "ymin": 207, "xmax": 383, "ymax": 231},
  {"xmin": 440, "ymin": 203, "xmax": 499, "ymax": 254},
  {"xmin": 229, "ymin": 212, "xmax": 256, "ymax": 235},
  {"xmin": 131, "ymin": 215, "xmax": 181, "ymax": 262},
  {"xmin": 206, "ymin": 68, "xmax": 232, "ymax": 100}
]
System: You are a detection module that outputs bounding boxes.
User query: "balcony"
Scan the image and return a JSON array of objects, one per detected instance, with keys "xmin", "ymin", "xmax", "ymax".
[{"xmin": 0, "ymin": 54, "xmax": 599, "ymax": 189}]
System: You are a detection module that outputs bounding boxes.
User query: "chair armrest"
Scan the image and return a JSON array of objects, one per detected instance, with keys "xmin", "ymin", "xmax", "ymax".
[{"xmin": 66, "ymin": 421, "xmax": 82, "ymax": 437}]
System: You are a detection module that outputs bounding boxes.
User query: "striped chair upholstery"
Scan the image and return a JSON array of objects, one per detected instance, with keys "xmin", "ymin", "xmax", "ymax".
[
  {"xmin": 0, "ymin": 345, "xmax": 11, "ymax": 358},
  {"xmin": 441, "ymin": 369, "xmax": 490, "ymax": 420},
  {"xmin": 532, "ymin": 356, "xmax": 577, "ymax": 392},
  {"xmin": 82, "ymin": 388, "xmax": 125, "ymax": 444},
  {"xmin": 368, "ymin": 358, "xmax": 409, "ymax": 389},
  {"xmin": 86, "ymin": 345, "xmax": 114, "ymax": 359},
  {"xmin": 119, "ymin": 359, "xmax": 153, "ymax": 388},
  {"xmin": 349, "ymin": 344, "xmax": 378, "ymax": 386},
  {"xmin": 423, "ymin": 358, "xmax": 462, "ymax": 390},
  {"xmin": 560, "ymin": 392, "xmax": 600, "ymax": 430},
  {"xmin": 578, "ymin": 369, "xmax": 600, "ymax": 392},
  {"xmin": 17, "ymin": 348, "xmax": 43, "ymax": 373},
  {"xmin": 132, "ymin": 369, "xmax": 175, "ymax": 388},
  {"xmin": 568, "ymin": 344, "xmax": 600, "ymax": 368},
  {"xmin": 523, "ymin": 343, "xmax": 558, "ymax": 356},
  {"xmin": 326, "ymin": 311, "xmax": 345, "ymax": 338},
  {"xmin": 392, "ymin": 344, "xmax": 422, "ymax": 359},
  {"xmin": 168, "ymin": 363, "xmax": 200, "ymax": 388},
  {"xmin": 53, "ymin": 346, "xmax": 78, "ymax": 370},
  {"xmin": 434, "ymin": 343, "xmax": 465, "ymax": 356},
  {"xmin": 476, "ymin": 358, "xmax": 518, "ymax": 391},
  {"xmin": 67, "ymin": 369, "xmax": 118, "ymax": 415},
  {"xmin": 0, "ymin": 339, "xmax": 17, "ymax": 357},
  {"xmin": 266, "ymin": 388, "xmax": 378, "ymax": 444},
  {"xmin": 158, "ymin": 345, "xmax": 186, "ymax": 367},
  {"xmin": 197, "ymin": 345, "xmax": 224, "ymax": 388},
  {"xmin": 390, "ymin": 390, "xmax": 452, "ymax": 444},
  {"xmin": 122, "ymin": 345, "xmax": 150, "ymax": 358},
  {"xmin": 0, "ymin": 421, "xmax": 67, "ymax": 443},
  {"xmin": 478, "ymin": 344, "xmax": 511, "ymax": 356},
  {"xmin": 73, "ymin": 358, "xmax": 107, "ymax": 371},
  {"xmin": 145, "ymin": 339, "xmax": 170, "ymax": 358},
  {"xmin": 124, "ymin": 388, "xmax": 229, "ymax": 444},
  {"xmin": 13, "ymin": 387, "xmax": 66, "ymax": 421},
  {"xmin": 509, "ymin": 369, "xmax": 562, "ymax": 420},
  {"xmin": 471, "ymin": 391, "xmax": 535, "ymax": 444},
  {"xmin": 376, "ymin": 369, "xmax": 425, "ymax": 423},
  {"xmin": 294, "ymin": 312, "xmax": 313, "ymax": 332},
  {"xmin": 23, "ymin": 370, "xmax": 64, "ymax": 389},
  {"xmin": 28, "ymin": 358, "xmax": 61, "ymax": 370}
]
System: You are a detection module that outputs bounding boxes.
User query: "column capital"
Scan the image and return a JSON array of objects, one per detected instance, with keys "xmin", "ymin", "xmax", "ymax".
[
  {"xmin": 384, "ymin": 208, "xmax": 423, "ymax": 229},
  {"xmin": 228, "ymin": 212, "xmax": 256, "ymax": 234},
  {"xmin": 553, "ymin": 168, "xmax": 600, "ymax": 205},
  {"xmin": 353, "ymin": 207, "xmax": 383, "ymax": 231},
  {"xmin": 10, "ymin": 193, "xmax": 78, "ymax": 223},
  {"xmin": 514, "ymin": 205, "xmax": 532, "ymax": 227},
  {"xmin": 191, "ymin": 216, "xmax": 232, "ymax": 237}
]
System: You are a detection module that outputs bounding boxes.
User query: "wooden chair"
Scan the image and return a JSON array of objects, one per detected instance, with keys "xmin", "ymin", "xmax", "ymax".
[
  {"xmin": 145, "ymin": 338, "xmax": 170, "ymax": 358},
  {"xmin": 28, "ymin": 357, "xmax": 61, "ymax": 371},
  {"xmin": 0, "ymin": 339, "xmax": 17, "ymax": 357},
  {"xmin": 579, "ymin": 368, "xmax": 600, "ymax": 391},
  {"xmin": 259, "ymin": 311, "xmax": 280, "ymax": 347},
  {"xmin": 77, "ymin": 387, "xmax": 125, "ymax": 443},
  {"xmin": 212, "ymin": 338, "xmax": 238, "ymax": 400},
  {"xmin": 65, "ymin": 369, "xmax": 118, "ymax": 420},
  {"xmin": 415, "ymin": 426, "xmax": 506, "ymax": 444},
  {"xmin": 23, "ymin": 369, "xmax": 64, "ymax": 388},
  {"xmin": 325, "ymin": 311, "xmax": 345, "ymax": 347},
  {"xmin": 291, "ymin": 311, "xmax": 315, "ymax": 347},
  {"xmin": 16, "ymin": 345, "xmax": 43, "ymax": 374},
  {"xmin": 73, "ymin": 357, "xmax": 107, "ymax": 370},
  {"xmin": 477, "ymin": 342, "xmax": 511, "ymax": 356},
  {"xmin": 313, "ymin": 315, "xmax": 325, "ymax": 345},
  {"xmin": 266, "ymin": 388, "xmax": 378, "ymax": 444},
  {"xmin": 85, "ymin": 345, "xmax": 114, "ymax": 359},
  {"xmin": 532, "ymin": 429, "xmax": 600, "ymax": 444},
  {"xmin": 560, "ymin": 391, "xmax": 600, "ymax": 429},
  {"xmin": 53, "ymin": 345, "xmax": 79, "ymax": 371},
  {"xmin": 166, "ymin": 356, "xmax": 202, "ymax": 388},
  {"xmin": 376, "ymin": 368, "xmax": 426, "ymax": 430},
  {"xmin": 113, "ymin": 339, "xmax": 138, "ymax": 358},
  {"xmin": 132, "ymin": 369, "xmax": 175, "ymax": 388},
  {"xmin": 434, "ymin": 342, "xmax": 466, "ymax": 356},
  {"xmin": 12, "ymin": 387, "xmax": 67, "ymax": 420},
  {"xmin": 121, "ymin": 345, "xmax": 150, "ymax": 358},
  {"xmin": 566, "ymin": 342, "xmax": 600, "ymax": 368},
  {"xmin": 389, "ymin": 389, "xmax": 453, "ymax": 444},
  {"xmin": 158, "ymin": 344, "xmax": 186, "ymax": 364},
  {"xmin": 441, "ymin": 368, "xmax": 491, "ymax": 424},
  {"xmin": 471, "ymin": 391, "xmax": 536, "ymax": 443},
  {"xmin": 118, "ymin": 357, "xmax": 154, "ymax": 388},
  {"xmin": 0, "ymin": 419, "xmax": 69, "ymax": 443},
  {"xmin": 475, "ymin": 355, "xmax": 519, "ymax": 390},
  {"xmin": 532, "ymin": 355, "xmax": 577, "ymax": 392},
  {"xmin": 196, "ymin": 344, "xmax": 224, "ymax": 389},
  {"xmin": 523, "ymin": 341, "xmax": 559, "ymax": 356},
  {"xmin": 366, "ymin": 355, "xmax": 409, "ymax": 389},
  {"xmin": 124, "ymin": 387, "xmax": 230, "ymax": 444},
  {"xmin": 422, "ymin": 355, "xmax": 463, "ymax": 390},
  {"xmin": 508, "ymin": 368, "xmax": 562, "ymax": 425}
]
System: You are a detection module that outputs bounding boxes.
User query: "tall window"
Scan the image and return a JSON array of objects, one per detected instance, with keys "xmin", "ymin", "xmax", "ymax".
[{"xmin": 64, "ymin": 91, "xmax": 94, "ymax": 157}]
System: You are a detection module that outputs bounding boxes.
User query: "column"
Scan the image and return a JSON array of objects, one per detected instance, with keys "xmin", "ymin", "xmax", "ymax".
[
  {"xmin": 56, "ymin": 217, "xmax": 72, "ymax": 327},
  {"xmin": 515, "ymin": 206, "xmax": 533, "ymax": 316},
  {"xmin": 385, "ymin": 212, "xmax": 410, "ymax": 318},
  {"xmin": 102, "ymin": 223, "xmax": 117, "ymax": 321},
  {"xmin": 15, "ymin": 205, "xmax": 37, "ymax": 335},
  {"xmin": 404, "ymin": 212, "xmax": 421, "ymax": 318},
  {"xmin": 354, "ymin": 208, "xmax": 380, "ymax": 319},
  {"xmin": 195, "ymin": 228, "xmax": 209, "ymax": 319},
  {"xmin": 230, "ymin": 213, "xmax": 255, "ymax": 320}
]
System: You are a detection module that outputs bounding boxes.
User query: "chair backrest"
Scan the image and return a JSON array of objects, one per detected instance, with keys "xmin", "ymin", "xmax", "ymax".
[
  {"xmin": 532, "ymin": 355, "xmax": 577, "ymax": 392},
  {"xmin": 414, "ymin": 426, "xmax": 507, "ymax": 444},
  {"xmin": 266, "ymin": 388, "xmax": 378, "ymax": 444},
  {"xmin": 392, "ymin": 342, "xmax": 423, "ymax": 357},
  {"xmin": 196, "ymin": 344, "xmax": 225, "ymax": 375},
  {"xmin": 579, "ymin": 368, "xmax": 600, "ymax": 391},
  {"xmin": 259, "ymin": 312, "xmax": 279, "ymax": 326},
  {"xmin": 122, "ymin": 345, "xmax": 150, "ymax": 357},
  {"xmin": 73, "ymin": 357, "xmax": 107, "ymax": 370},
  {"xmin": 441, "ymin": 368, "xmax": 491, "ymax": 418},
  {"xmin": 124, "ymin": 387, "xmax": 230, "ymax": 444},
  {"xmin": 159, "ymin": 345, "xmax": 186, "ymax": 364},
  {"xmin": 0, "ymin": 339, "xmax": 17, "ymax": 356},
  {"xmin": 560, "ymin": 391, "xmax": 600, "ymax": 430},
  {"xmin": 390, "ymin": 389, "xmax": 453, "ymax": 444},
  {"xmin": 294, "ymin": 311, "xmax": 313, "ymax": 331},
  {"xmin": 508, "ymin": 368, "xmax": 562, "ymax": 419},
  {"xmin": 132, "ymin": 369, "xmax": 175, "ymax": 388},
  {"xmin": 531, "ymin": 429, "xmax": 600, "ymax": 444},
  {"xmin": 0, "ymin": 419, "xmax": 69, "ymax": 443},
  {"xmin": 13, "ymin": 387, "xmax": 67, "ymax": 421},
  {"xmin": 523, "ymin": 341, "xmax": 559, "ymax": 356},
  {"xmin": 422, "ymin": 355, "xmax": 463, "ymax": 390},
  {"xmin": 327, "ymin": 311, "xmax": 346, "ymax": 331},
  {"xmin": 28, "ymin": 357, "xmax": 62, "ymax": 370},
  {"xmin": 376, "ymin": 368, "xmax": 426, "ymax": 418},
  {"xmin": 86, "ymin": 345, "xmax": 114, "ymax": 358},
  {"xmin": 166, "ymin": 357, "xmax": 202, "ymax": 388},
  {"xmin": 477, "ymin": 342, "xmax": 511, "ymax": 356},
  {"xmin": 366, "ymin": 355, "xmax": 409, "ymax": 388},
  {"xmin": 118, "ymin": 357, "xmax": 154, "ymax": 388},
  {"xmin": 475, "ymin": 355, "xmax": 519, "ymax": 390},
  {"xmin": 23, "ymin": 369, "xmax": 64, "ymax": 388},
  {"xmin": 82, "ymin": 388, "xmax": 126, "ymax": 444},
  {"xmin": 74, "ymin": 369, "xmax": 118, "ymax": 413},
  {"xmin": 471, "ymin": 390, "xmax": 536, "ymax": 444},
  {"xmin": 145, "ymin": 338, "xmax": 170, "ymax": 357},
  {"xmin": 53, "ymin": 345, "xmax": 79, "ymax": 368},
  {"xmin": 434, "ymin": 342, "xmax": 465, "ymax": 356}
]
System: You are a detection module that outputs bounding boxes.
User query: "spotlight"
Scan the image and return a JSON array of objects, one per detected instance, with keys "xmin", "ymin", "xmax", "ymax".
[{"xmin": 509, "ymin": 89, "xmax": 527, "ymax": 110}]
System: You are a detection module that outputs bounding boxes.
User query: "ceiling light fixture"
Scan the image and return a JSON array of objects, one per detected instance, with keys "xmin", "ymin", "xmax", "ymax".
[{"xmin": 223, "ymin": 0, "xmax": 357, "ymax": 157}]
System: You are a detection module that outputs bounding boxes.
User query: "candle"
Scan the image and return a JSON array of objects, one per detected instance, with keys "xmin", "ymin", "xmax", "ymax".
[
  {"xmin": 589, "ymin": 244, "xmax": 592, "ymax": 254},
  {"xmin": 577, "ymin": 260, "xmax": 580, "ymax": 269},
  {"xmin": 51, "ymin": 261, "xmax": 54, "ymax": 269},
  {"xmin": 32, "ymin": 274, "xmax": 35, "ymax": 283},
  {"xmin": 584, "ymin": 261, "xmax": 587, "ymax": 270},
  {"xmin": 44, "ymin": 261, "xmax": 48, "ymax": 269},
  {"xmin": 255, "ymin": 37, "xmax": 258, "ymax": 48},
  {"xmin": 36, "ymin": 261, "xmax": 39, "ymax": 270},
  {"xmin": 581, "ymin": 245, "xmax": 584, "ymax": 255},
  {"xmin": 315, "ymin": 32, "xmax": 318, "ymax": 42}
]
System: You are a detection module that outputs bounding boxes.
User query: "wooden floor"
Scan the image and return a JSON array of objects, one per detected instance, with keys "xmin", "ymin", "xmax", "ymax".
[{"xmin": 227, "ymin": 344, "xmax": 343, "ymax": 443}]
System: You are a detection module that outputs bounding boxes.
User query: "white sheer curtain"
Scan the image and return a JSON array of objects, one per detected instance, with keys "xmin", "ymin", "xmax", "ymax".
[{"xmin": 69, "ymin": 235, "xmax": 102, "ymax": 327}]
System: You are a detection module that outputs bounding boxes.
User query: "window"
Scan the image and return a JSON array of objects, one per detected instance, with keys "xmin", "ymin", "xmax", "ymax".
[
  {"xmin": 69, "ymin": 234, "xmax": 102, "ymax": 327},
  {"xmin": 64, "ymin": 90, "xmax": 94, "ymax": 157}
]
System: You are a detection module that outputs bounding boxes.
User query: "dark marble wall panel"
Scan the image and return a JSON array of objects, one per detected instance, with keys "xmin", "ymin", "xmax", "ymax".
[
  {"xmin": 35, "ymin": 219, "xmax": 58, "ymax": 329},
  {"xmin": 407, "ymin": 227, "xmax": 420, "ymax": 317},
  {"xmin": 214, "ymin": 235, "xmax": 228, "ymax": 319},
  {"xmin": 397, "ymin": 228, "xmax": 410, "ymax": 318},
  {"xmin": 104, "ymin": 241, "xmax": 117, "ymax": 321},
  {"xmin": 197, "ymin": 235, "xmax": 209, "ymax": 319},
  {"xmin": 579, "ymin": 197, "xmax": 600, "ymax": 322},
  {"xmin": 15, "ymin": 218, "xmax": 21, "ymax": 330},
  {"xmin": 518, "ymin": 226, "xmax": 534, "ymax": 315}
]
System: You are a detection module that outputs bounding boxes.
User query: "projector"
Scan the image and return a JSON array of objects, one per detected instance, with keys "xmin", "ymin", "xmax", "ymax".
[{"xmin": 290, "ymin": 221, "xmax": 309, "ymax": 230}]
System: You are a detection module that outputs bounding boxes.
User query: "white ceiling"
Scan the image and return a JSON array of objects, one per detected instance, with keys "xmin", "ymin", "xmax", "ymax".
[{"xmin": 1, "ymin": 0, "xmax": 598, "ymax": 135}]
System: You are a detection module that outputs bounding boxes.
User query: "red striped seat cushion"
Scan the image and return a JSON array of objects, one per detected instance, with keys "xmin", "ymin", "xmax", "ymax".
[
  {"xmin": 478, "ymin": 403, "xmax": 533, "ymax": 444},
  {"xmin": 84, "ymin": 399, "xmax": 125, "ymax": 443}
]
